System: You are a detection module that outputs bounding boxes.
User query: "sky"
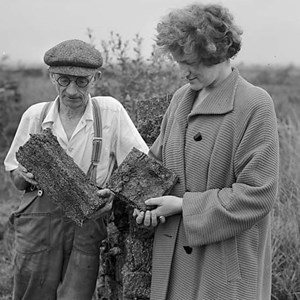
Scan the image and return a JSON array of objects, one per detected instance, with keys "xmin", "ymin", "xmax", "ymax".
[{"xmin": 0, "ymin": 0, "xmax": 299, "ymax": 67}]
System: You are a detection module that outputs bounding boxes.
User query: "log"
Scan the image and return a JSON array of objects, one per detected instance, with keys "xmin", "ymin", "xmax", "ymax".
[
  {"xmin": 106, "ymin": 147, "xmax": 178, "ymax": 211},
  {"xmin": 103, "ymin": 147, "xmax": 178, "ymax": 299},
  {"xmin": 16, "ymin": 128, "xmax": 106, "ymax": 226}
]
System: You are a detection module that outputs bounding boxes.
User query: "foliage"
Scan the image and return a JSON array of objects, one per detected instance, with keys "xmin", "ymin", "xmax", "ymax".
[{"xmin": 92, "ymin": 31, "xmax": 185, "ymax": 114}]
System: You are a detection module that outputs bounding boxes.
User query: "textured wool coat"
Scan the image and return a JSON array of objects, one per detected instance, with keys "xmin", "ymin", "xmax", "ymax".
[{"xmin": 148, "ymin": 68, "xmax": 279, "ymax": 300}]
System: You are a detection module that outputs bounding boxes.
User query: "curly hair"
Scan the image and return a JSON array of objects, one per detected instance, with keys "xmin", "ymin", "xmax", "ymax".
[{"xmin": 155, "ymin": 3, "xmax": 243, "ymax": 66}]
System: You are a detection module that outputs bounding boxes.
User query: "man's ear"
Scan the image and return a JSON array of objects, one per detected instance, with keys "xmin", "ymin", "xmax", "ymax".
[
  {"xmin": 94, "ymin": 71, "xmax": 102, "ymax": 81},
  {"xmin": 49, "ymin": 72, "xmax": 56, "ymax": 85},
  {"xmin": 90, "ymin": 71, "xmax": 102, "ymax": 87}
]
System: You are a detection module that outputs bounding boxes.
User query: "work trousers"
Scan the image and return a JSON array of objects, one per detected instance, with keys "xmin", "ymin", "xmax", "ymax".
[{"xmin": 10, "ymin": 189, "xmax": 107, "ymax": 300}]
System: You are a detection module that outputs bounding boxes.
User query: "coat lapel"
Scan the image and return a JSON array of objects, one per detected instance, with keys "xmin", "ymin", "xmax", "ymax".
[
  {"xmin": 164, "ymin": 87, "xmax": 197, "ymax": 197},
  {"xmin": 189, "ymin": 68, "xmax": 239, "ymax": 117}
]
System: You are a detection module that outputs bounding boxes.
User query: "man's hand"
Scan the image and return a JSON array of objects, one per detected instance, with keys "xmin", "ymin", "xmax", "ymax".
[
  {"xmin": 89, "ymin": 188, "xmax": 115, "ymax": 220},
  {"xmin": 11, "ymin": 164, "xmax": 38, "ymax": 190}
]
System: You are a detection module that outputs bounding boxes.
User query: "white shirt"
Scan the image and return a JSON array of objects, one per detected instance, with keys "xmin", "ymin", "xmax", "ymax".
[{"xmin": 4, "ymin": 95, "xmax": 149, "ymax": 187}]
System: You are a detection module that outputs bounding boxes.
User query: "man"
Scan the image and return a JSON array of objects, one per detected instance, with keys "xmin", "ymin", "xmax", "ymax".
[{"xmin": 4, "ymin": 39, "xmax": 148, "ymax": 300}]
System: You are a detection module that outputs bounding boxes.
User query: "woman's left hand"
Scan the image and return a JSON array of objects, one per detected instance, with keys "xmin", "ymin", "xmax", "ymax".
[{"xmin": 133, "ymin": 195, "xmax": 183, "ymax": 227}]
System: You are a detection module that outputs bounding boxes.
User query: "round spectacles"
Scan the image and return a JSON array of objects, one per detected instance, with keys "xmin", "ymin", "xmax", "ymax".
[{"xmin": 55, "ymin": 75, "xmax": 92, "ymax": 88}]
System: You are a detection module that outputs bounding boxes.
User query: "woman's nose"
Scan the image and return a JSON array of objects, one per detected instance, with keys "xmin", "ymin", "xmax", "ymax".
[{"xmin": 180, "ymin": 67, "xmax": 191, "ymax": 79}]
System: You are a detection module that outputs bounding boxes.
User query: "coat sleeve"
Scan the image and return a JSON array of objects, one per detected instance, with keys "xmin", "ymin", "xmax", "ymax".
[{"xmin": 182, "ymin": 91, "xmax": 280, "ymax": 247}]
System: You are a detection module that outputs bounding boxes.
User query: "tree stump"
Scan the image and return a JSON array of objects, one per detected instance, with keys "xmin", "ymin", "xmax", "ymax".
[{"xmin": 97, "ymin": 147, "xmax": 178, "ymax": 299}]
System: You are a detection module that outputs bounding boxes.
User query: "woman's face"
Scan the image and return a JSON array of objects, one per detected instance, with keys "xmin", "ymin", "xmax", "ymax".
[{"xmin": 173, "ymin": 54, "xmax": 228, "ymax": 91}]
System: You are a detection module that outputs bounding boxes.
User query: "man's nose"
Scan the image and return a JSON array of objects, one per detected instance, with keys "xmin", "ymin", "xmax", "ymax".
[{"xmin": 65, "ymin": 81, "xmax": 78, "ymax": 94}]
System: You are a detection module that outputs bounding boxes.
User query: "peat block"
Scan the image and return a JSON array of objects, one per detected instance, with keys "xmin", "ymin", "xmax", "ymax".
[
  {"xmin": 124, "ymin": 235, "xmax": 152, "ymax": 272},
  {"xmin": 16, "ymin": 128, "xmax": 106, "ymax": 226},
  {"xmin": 122, "ymin": 270, "xmax": 151, "ymax": 299},
  {"xmin": 107, "ymin": 147, "xmax": 178, "ymax": 211}
]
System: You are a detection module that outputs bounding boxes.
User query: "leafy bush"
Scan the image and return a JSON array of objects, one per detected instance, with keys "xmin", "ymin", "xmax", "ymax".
[{"xmin": 92, "ymin": 31, "xmax": 185, "ymax": 114}]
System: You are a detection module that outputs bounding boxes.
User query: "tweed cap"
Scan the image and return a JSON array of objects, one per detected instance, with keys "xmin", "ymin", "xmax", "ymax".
[{"xmin": 44, "ymin": 39, "xmax": 103, "ymax": 76}]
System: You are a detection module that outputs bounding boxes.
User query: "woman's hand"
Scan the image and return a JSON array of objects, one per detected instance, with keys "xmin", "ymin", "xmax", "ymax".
[
  {"xmin": 133, "ymin": 195, "xmax": 183, "ymax": 227},
  {"xmin": 90, "ymin": 188, "xmax": 115, "ymax": 220}
]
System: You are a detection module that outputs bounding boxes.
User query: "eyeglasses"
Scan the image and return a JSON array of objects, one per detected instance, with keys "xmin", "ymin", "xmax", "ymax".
[{"xmin": 55, "ymin": 75, "xmax": 92, "ymax": 88}]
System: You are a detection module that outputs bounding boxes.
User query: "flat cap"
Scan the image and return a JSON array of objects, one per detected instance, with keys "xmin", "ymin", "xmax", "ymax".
[{"xmin": 44, "ymin": 39, "xmax": 103, "ymax": 76}]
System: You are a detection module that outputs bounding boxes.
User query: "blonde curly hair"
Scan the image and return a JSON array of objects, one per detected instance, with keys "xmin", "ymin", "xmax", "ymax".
[{"xmin": 156, "ymin": 3, "xmax": 243, "ymax": 66}]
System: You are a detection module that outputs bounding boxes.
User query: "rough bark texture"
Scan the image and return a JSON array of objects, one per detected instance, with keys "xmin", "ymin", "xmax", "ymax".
[
  {"xmin": 96, "ymin": 147, "xmax": 178, "ymax": 299},
  {"xmin": 107, "ymin": 147, "xmax": 178, "ymax": 211},
  {"xmin": 97, "ymin": 211, "xmax": 154, "ymax": 300},
  {"xmin": 16, "ymin": 128, "xmax": 106, "ymax": 226},
  {"xmin": 136, "ymin": 95, "xmax": 172, "ymax": 146}
]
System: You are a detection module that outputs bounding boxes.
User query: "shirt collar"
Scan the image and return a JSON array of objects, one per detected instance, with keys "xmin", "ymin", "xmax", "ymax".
[{"xmin": 42, "ymin": 95, "xmax": 94, "ymax": 129}]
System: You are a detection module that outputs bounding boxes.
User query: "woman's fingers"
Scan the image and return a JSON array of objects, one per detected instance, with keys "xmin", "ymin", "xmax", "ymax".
[
  {"xmin": 151, "ymin": 210, "xmax": 158, "ymax": 227},
  {"xmin": 144, "ymin": 210, "xmax": 152, "ymax": 226},
  {"xmin": 158, "ymin": 216, "xmax": 166, "ymax": 224},
  {"xmin": 135, "ymin": 211, "xmax": 145, "ymax": 225},
  {"xmin": 134, "ymin": 209, "xmax": 165, "ymax": 227}
]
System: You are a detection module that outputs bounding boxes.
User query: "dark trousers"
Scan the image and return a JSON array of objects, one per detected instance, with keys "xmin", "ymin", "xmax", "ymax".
[{"xmin": 11, "ymin": 190, "xmax": 107, "ymax": 300}]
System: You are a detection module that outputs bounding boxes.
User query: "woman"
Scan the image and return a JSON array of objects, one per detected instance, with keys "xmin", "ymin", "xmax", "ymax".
[{"xmin": 134, "ymin": 3, "xmax": 279, "ymax": 300}]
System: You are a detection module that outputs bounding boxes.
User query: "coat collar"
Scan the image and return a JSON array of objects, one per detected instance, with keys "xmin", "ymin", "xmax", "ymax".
[{"xmin": 187, "ymin": 67, "xmax": 239, "ymax": 117}]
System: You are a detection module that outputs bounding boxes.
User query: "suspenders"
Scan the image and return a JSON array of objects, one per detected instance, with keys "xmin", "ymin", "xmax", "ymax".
[
  {"xmin": 39, "ymin": 101, "xmax": 53, "ymax": 130},
  {"xmin": 39, "ymin": 99, "xmax": 102, "ymax": 185},
  {"xmin": 87, "ymin": 99, "xmax": 103, "ymax": 184}
]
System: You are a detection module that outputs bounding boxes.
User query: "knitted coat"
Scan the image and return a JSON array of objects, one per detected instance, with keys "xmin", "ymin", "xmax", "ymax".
[{"xmin": 149, "ymin": 68, "xmax": 279, "ymax": 300}]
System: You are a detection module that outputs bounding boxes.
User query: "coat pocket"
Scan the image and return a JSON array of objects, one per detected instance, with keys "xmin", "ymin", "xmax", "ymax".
[
  {"xmin": 14, "ymin": 212, "xmax": 51, "ymax": 254},
  {"xmin": 222, "ymin": 236, "xmax": 242, "ymax": 282}
]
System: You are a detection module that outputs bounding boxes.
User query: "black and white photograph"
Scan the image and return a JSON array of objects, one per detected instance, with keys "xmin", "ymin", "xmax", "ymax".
[{"xmin": 0, "ymin": 0, "xmax": 299, "ymax": 299}]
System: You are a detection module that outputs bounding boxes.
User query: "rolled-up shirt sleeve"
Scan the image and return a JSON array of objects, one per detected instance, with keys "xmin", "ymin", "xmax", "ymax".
[
  {"xmin": 115, "ymin": 104, "xmax": 149, "ymax": 165},
  {"xmin": 4, "ymin": 105, "xmax": 42, "ymax": 171}
]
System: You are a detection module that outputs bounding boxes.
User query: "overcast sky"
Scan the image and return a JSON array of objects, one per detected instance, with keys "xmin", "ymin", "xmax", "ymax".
[{"xmin": 0, "ymin": 0, "xmax": 298, "ymax": 67}]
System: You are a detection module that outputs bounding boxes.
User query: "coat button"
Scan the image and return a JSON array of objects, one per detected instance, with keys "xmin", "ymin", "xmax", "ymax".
[
  {"xmin": 183, "ymin": 246, "xmax": 193, "ymax": 254},
  {"xmin": 193, "ymin": 132, "xmax": 202, "ymax": 141}
]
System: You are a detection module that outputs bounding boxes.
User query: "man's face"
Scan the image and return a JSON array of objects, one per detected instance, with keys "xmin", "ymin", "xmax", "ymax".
[{"xmin": 51, "ymin": 73, "xmax": 96, "ymax": 109}]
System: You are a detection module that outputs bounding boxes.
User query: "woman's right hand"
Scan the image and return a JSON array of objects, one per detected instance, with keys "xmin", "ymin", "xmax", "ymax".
[{"xmin": 133, "ymin": 208, "xmax": 166, "ymax": 227}]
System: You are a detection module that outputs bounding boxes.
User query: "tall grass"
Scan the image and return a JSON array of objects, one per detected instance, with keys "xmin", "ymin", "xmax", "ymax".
[{"xmin": 272, "ymin": 119, "xmax": 300, "ymax": 299}]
